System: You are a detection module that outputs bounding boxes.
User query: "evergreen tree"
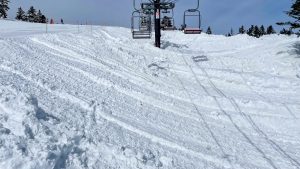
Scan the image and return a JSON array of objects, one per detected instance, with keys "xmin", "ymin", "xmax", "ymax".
[
  {"xmin": 280, "ymin": 28, "xmax": 293, "ymax": 35},
  {"xmin": 0, "ymin": 0, "xmax": 10, "ymax": 19},
  {"xmin": 15, "ymin": 7, "xmax": 26, "ymax": 21},
  {"xmin": 206, "ymin": 26, "xmax": 212, "ymax": 34},
  {"xmin": 40, "ymin": 15, "xmax": 47, "ymax": 23},
  {"xmin": 266, "ymin": 25, "xmax": 276, "ymax": 34},
  {"xmin": 280, "ymin": 28, "xmax": 288, "ymax": 35},
  {"xmin": 254, "ymin": 25, "xmax": 261, "ymax": 38},
  {"xmin": 260, "ymin": 25, "xmax": 266, "ymax": 36},
  {"xmin": 247, "ymin": 25, "xmax": 255, "ymax": 36},
  {"xmin": 27, "ymin": 6, "xmax": 36, "ymax": 22},
  {"xmin": 226, "ymin": 33, "xmax": 232, "ymax": 37},
  {"xmin": 35, "ymin": 10, "xmax": 43, "ymax": 23},
  {"xmin": 239, "ymin": 25, "xmax": 246, "ymax": 34},
  {"xmin": 277, "ymin": 0, "xmax": 300, "ymax": 35}
]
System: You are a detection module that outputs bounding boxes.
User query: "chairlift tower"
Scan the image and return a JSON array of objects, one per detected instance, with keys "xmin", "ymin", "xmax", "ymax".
[
  {"xmin": 154, "ymin": 0, "xmax": 161, "ymax": 48},
  {"xmin": 145, "ymin": 0, "xmax": 174, "ymax": 48},
  {"xmin": 131, "ymin": 0, "xmax": 202, "ymax": 47},
  {"xmin": 132, "ymin": 0, "xmax": 176, "ymax": 48}
]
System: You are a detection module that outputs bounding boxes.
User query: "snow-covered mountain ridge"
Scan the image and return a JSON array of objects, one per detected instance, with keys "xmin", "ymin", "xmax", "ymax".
[{"xmin": 0, "ymin": 20, "xmax": 300, "ymax": 169}]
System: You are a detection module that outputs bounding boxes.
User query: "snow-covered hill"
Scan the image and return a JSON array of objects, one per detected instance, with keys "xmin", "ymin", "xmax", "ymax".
[{"xmin": 0, "ymin": 20, "xmax": 300, "ymax": 169}]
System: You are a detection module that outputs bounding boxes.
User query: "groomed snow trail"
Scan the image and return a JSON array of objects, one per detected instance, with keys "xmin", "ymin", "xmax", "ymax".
[{"xmin": 0, "ymin": 20, "xmax": 300, "ymax": 169}]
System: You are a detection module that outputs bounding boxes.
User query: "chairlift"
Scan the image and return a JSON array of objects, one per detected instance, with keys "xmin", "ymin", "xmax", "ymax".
[
  {"xmin": 130, "ymin": 0, "xmax": 179, "ymax": 47},
  {"xmin": 161, "ymin": 9, "xmax": 176, "ymax": 31},
  {"xmin": 131, "ymin": 0, "xmax": 152, "ymax": 39},
  {"xmin": 131, "ymin": 10, "xmax": 152, "ymax": 39},
  {"xmin": 182, "ymin": 0, "xmax": 202, "ymax": 34}
]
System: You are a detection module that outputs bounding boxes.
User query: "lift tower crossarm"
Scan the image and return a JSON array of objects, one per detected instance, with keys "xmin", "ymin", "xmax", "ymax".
[{"xmin": 141, "ymin": 2, "xmax": 175, "ymax": 10}]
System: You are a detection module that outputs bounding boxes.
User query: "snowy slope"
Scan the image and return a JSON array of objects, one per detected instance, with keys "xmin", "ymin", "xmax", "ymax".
[{"xmin": 0, "ymin": 20, "xmax": 300, "ymax": 169}]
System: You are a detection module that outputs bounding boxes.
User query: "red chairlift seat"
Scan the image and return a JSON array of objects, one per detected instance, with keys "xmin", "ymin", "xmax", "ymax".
[
  {"xmin": 184, "ymin": 28, "xmax": 202, "ymax": 34},
  {"xmin": 182, "ymin": 0, "xmax": 202, "ymax": 35}
]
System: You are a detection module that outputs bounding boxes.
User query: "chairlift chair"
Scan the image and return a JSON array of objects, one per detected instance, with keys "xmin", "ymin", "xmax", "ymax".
[
  {"xmin": 131, "ymin": 10, "xmax": 152, "ymax": 39},
  {"xmin": 182, "ymin": 0, "xmax": 202, "ymax": 34},
  {"xmin": 161, "ymin": 9, "xmax": 176, "ymax": 31},
  {"xmin": 140, "ymin": 16, "xmax": 151, "ymax": 31}
]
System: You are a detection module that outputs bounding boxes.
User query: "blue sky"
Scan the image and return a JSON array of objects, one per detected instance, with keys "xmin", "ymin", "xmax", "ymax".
[{"xmin": 8, "ymin": 0, "xmax": 292, "ymax": 34}]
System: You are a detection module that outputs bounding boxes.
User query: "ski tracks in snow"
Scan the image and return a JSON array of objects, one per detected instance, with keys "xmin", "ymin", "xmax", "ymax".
[
  {"xmin": 1, "ymin": 23, "xmax": 300, "ymax": 169},
  {"xmin": 0, "ymin": 32, "xmax": 235, "ymax": 168},
  {"xmin": 176, "ymin": 49, "xmax": 300, "ymax": 169}
]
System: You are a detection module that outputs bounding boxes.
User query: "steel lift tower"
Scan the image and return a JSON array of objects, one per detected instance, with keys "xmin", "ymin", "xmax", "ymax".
[
  {"xmin": 132, "ymin": 0, "xmax": 176, "ymax": 48},
  {"xmin": 131, "ymin": 0, "xmax": 201, "ymax": 48}
]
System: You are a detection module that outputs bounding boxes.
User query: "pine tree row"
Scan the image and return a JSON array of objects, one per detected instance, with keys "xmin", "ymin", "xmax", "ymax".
[
  {"xmin": 240, "ymin": 25, "xmax": 276, "ymax": 38},
  {"xmin": 15, "ymin": 6, "xmax": 47, "ymax": 23},
  {"xmin": 205, "ymin": 25, "xmax": 277, "ymax": 37}
]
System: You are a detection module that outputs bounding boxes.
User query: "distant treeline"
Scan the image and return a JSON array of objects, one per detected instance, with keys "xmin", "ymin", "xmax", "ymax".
[
  {"xmin": 1, "ymin": 0, "xmax": 299, "ymax": 37},
  {"xmin": 205, "ymin": 25, "xmax": 296, "ymax": 38},
  {"xmin": 206, "ymin": 25, "xmax": 277, "ymax": 37},
  {"xmin": 15, "ymin": 6, "xmax": 47, "ymax": 23}
]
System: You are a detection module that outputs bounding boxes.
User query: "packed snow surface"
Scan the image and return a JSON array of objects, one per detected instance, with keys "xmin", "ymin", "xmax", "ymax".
[{"xmin": 0, "ymin": 20, "xmax": 300, "ymax": 169}]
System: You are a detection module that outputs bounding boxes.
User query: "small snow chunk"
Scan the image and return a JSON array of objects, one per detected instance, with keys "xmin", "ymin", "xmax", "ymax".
[
  {"xmin": 241, "ymin": 99, "xmax": 251, "ymax": 104},
  {"xmin": 139, "ymin": 149, "xmax": 162, "ymax": 167},
  {"xmin": 148, "ymin": 63, "xmax": 166, "ymax": 71},
  {"xmin": 160, "ymin": 156, "xmax": 173, "ymax": 167},
  {"xmin": 210, "ymin": 111, "xmax": 220, "ymax": 117},
  {"xmin": 121, "ymin": 146, "xmax": 136, "ymax": 158}
]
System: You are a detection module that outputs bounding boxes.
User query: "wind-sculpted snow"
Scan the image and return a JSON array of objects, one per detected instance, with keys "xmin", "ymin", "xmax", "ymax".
[{"xmin": 0, "ymin": 20, "xmax": 300, "ymax": 169}]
